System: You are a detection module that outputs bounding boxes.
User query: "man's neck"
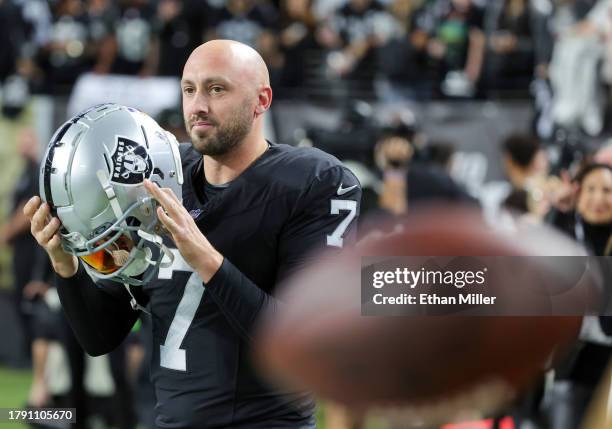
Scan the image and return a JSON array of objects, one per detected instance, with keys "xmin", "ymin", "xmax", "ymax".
[{"xmin": 203, "ymin": 136, "xmax": 268, "ymax": 185}]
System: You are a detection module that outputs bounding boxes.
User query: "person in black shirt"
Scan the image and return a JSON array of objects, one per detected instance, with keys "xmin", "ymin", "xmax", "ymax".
[
  {"xmin": 25, "ymin": 39, "xmax": 361, "ymax": 428},
  {"xmin": 207, "ymin": 0, "xmax": 279, "ymax": 49},
  {"xmin": 421, "ymin": 0, "xmax": 486, "ymax": 97},
  {"xmin": 154, "ymin": 0, "xmax": 210, "ymax": 77},
  {"xmin": 1, "ymin": 128, "xmax": 46, "ymax": 362}
]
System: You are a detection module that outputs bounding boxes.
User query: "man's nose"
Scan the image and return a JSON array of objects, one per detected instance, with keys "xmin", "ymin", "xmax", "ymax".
[{"xmin": 188, "ymin": 92, "xmax": 209, "ymax": 117}]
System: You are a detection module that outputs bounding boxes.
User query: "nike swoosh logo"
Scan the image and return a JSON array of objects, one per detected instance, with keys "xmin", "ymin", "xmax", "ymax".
[{"xmin": 337, "ymin": 183, "xmax": 358, "ymax": 196}]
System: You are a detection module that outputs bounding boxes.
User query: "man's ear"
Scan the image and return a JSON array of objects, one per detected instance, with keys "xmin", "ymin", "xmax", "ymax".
[{"xmin": 255, "ymin": 86, "xmax": 273, "ymax": 117}]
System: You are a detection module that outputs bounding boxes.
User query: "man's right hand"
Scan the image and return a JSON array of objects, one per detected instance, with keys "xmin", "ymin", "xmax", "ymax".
[{"xmin": 24, "ymin": 196, "xmax": 78, "ymax": 278}]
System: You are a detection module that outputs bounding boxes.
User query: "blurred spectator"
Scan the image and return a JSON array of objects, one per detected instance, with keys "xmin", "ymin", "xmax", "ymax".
[
  {"xmin": 420, "ymin": 0, "xmax": 486, "ymax": 98},
  {"xmin": 37, "ymin": 0, "xmax": 96, "ymax": 94},
  {"xmin": 278, "ymin": 0, "xmax": 324, "ymax": 95},
  {"xmin": 0, "ymin": 129, "xmax": 45, "ymax": 363},
  {"xmin": 502, "ymin": 133, "xmax": 549, "ymax": 190},
  {"xmin": 18, "ymin": 0, "xmax": 53, "ymax": 62},
  {"xmin": 548, "ymin": 0, "xmax": 611, "ymax": 136},
  {"xmin": 0, "ymin": 0, "xmax": 27, "ymax": 83},
  {"xmin": 11, "ymin": 0, "xmax": 53, "ymax": 94},
  {"xmin": 375, "ymin": 136, "xmax": 412, "ymax": 216},
  {"xmin": 320, "ymin": 0, "xmax": 394, "ymax": 98},
  {"xmin": 480, "ymin": 133, "xmax": 552, "ymax": 222},
  {"xmin": 375, "ymin": 133, "xmax": 473, "ymax": 214},
  {"xmin": 306, "ymin": 99, "xmax": 380, "ymax": 168},
  {"xmin": 23, "ymin": 280, "xmax": 90, "ymax": 429},
  {"xmin": 205, "ymin": 0, "xmax": 281, "ymax": 85},
  {"xmin": 257, "ymin": 24, "xmax": 285, "ymax": 88},
  {"xmin": 549, "ymin": 163, "xmax": 612, "ymax": 253},
  {"xmin": 25, "ymin": 285, "xmax": 54, "ymax": 409},
  {"xmin": 86, "ymin": 0, "xmax": 118, "ymax": 75},
  {"xmin": 483, "ymin": 0, "xmax": 537, "ymax": 95},
  {"xmin": 359, "ymin": 131, "xmax": 474, "ymax": 239},
  {"xmin": 0, "ymin": 0, "xmax": 45, "ymax": 116},
  {"xmin": 375, "ymin": 0, "xmax": 434, "ymax": 101},
  {"xmin": 546, "ymin": 162, "xmax": 612, "ymax": 429},
  {"xmin": 154, "ymin": 0, "xmax": 209, "ymax": 77},
  {"xmin": 207, "ymin": 0, "xmax": 279, "ymax": 49},
  {"xmin": 110, "ymin": 0, "xmax": 157, "ymax": 76},
  {"xmin": 311, "ymin": 0, "xmax": 348, "ymax": 21}
]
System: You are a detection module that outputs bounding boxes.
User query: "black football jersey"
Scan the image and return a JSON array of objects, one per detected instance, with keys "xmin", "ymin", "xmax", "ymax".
[{"xmin": 57, "ymin": 142, "xmax": 361, "ymax": 428}]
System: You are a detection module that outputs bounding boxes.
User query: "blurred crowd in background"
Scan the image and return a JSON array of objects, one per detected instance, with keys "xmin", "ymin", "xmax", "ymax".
[
  {"xmin": 0, "ymin": 0, "xmax": 608, "ymax": 104},
  {"xmin": 3, "ymin": 0, "xmax": 612, "ymax": 138},
  {"xmin": 1, "ymin": 0, "xmax": 612, "ymax": 429}
]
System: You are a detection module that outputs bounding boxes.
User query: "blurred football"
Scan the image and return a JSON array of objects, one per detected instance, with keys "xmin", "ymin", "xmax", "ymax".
[{"xmin": 254, "ymin": 205, "xmax": 592, "ymax": 423}]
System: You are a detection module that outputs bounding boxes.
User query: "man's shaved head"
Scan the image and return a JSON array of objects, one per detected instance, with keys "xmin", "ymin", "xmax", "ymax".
[
  {"xmin": 183, "ymin": 40, "xmax": 270, "ymax": 93},
  {"xmin": 181, "ymin": 40, "xmax": 273, "ymax": 156}
]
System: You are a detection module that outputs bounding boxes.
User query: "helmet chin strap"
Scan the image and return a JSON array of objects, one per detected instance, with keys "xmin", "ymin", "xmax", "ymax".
[
  {"xmin": 96, "ymin": 170, "xmax": 127, "ymax": 225},
  {"xmin": 123, "ymin": 282, "xmax": 150, "ymax": 314}
]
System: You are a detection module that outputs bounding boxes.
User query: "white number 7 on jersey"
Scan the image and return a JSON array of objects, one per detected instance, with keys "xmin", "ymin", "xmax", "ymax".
[
  {"xmin": 157, "ymin": 248, "xmax": 204, "ymax": 371},
  {"xmin": 326, "ymin": 199, "xmax": 357, "ymax": 248}
]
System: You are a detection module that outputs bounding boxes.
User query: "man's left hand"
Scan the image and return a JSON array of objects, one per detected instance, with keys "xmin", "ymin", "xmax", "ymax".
[{"xmin": 144, "ymin": 179, "xmax": 223, "ymax": 282}]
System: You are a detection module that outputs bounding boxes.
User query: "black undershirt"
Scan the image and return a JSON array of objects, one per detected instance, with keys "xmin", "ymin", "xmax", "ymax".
[{"xmin": 203, "ymin": 178, "xmax": 230, "ymax": 202}]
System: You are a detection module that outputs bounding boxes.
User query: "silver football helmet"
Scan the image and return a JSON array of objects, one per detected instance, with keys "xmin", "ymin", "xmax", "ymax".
[{"xmin": 40, "ymin": 103, "xmax": 183, "ymax": 287}]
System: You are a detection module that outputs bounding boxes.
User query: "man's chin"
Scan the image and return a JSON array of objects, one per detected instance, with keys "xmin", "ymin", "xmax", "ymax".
[
  {"xmin": 190, "ymin": 131, "xmax": 212, "ymax": 145},
  {"xmin": 191, "ymin": 139, "xmax": 210, "ymax": 153}
]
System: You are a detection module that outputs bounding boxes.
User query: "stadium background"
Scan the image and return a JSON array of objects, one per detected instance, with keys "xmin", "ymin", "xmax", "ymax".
[{"xmin": 1, "ymin": 0, "xmax": 611, "ymax": 428}]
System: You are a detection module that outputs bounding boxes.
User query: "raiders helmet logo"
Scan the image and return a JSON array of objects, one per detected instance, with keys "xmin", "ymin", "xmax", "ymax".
[{"xmin": 110, "ymin": 136, "xmax": 153, "ymax": 185}]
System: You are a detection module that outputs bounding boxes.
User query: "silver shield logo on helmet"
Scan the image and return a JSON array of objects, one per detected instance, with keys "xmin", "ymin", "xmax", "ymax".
[{"xmin": 111, "ymin": 136, "xmax": 153, "ymax": 185}]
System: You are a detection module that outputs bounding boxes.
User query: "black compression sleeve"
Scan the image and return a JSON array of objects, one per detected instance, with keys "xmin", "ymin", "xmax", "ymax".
[
  {"xmin": 55, "ymin": 265, "xmax": 140, "ymax": 356},
  {"xmin": 205, "ymin": 258, "xmax": 280, "ymax": 342}
]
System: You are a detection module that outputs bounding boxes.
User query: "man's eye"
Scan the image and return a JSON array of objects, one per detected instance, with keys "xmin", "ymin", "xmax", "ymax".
[
  {"xmin": 183, "ymin": 87, "xmax": 195, "ymax": 95},
  {"xmin": 210, "ymin": 86, "xmax": 224, "ymax": 94}
]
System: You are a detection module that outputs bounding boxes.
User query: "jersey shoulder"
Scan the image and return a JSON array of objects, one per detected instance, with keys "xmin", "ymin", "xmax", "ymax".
[{"xmin": 263, "ymin": 143, "xmax": 358, "ymax": 189}]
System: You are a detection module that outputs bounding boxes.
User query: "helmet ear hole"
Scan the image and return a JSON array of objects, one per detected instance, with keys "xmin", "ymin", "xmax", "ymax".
[
  {"xmin": 126, "ymin": 216, "xmax": 143, "ymax": 243},
  {"xmin": 152, "ymin": 167, "xmax": 165, "ymax": 181},
  {"xmin": 126, "ymin": 216, "xmax": 141, "ymax": 227}
]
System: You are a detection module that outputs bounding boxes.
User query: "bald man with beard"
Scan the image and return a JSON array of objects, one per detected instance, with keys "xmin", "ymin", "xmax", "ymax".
[{"xmin": 27, "ymin": 40, "xmax": 361, "ymax": 428}]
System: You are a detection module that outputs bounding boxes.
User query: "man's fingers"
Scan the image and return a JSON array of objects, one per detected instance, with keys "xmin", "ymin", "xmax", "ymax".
[
  {"xmin": 31, "ymin": 203, "xmax": 50, "ymax": 233},
  {"xmin": 144, "ymin": 179, "xmax": 181, "ymax": 216},
  {"xmin": 157, "ymin": 206, "xmax": 178, "ymax": 233},
  {"xmin": 144, "ymin": 179, "xmax": 169, "ymax": 206},
  {"xmin": 39, "ymin": 217, "xmax": 61, "ymax": 244},
  {"xmin": 23, "ymin": 196, "xmax": 41, "ymax": 219},
  {"xmin": 48, "ymin": 234, "xmax": 62, "ymax": 249},
  {"xmin": 162, "ymin": 187, "xmax": 182, "ymax": 206}
]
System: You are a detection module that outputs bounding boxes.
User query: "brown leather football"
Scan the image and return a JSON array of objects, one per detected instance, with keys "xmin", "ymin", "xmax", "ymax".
[{"xmin": 254, "ymin": 205, "xmax": 590, "ymax": 423}]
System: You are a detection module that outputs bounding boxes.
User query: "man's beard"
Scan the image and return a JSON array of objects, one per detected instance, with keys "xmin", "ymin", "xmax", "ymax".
[{"xmin": 188, "ymin": 104, "xmax": 253, "ymax": 156}]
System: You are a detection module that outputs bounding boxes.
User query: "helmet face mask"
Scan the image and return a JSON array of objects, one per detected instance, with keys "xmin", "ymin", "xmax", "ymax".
[{"xmin": 40, "ymin": 103, "xmax": 183, "ymax": 286}]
